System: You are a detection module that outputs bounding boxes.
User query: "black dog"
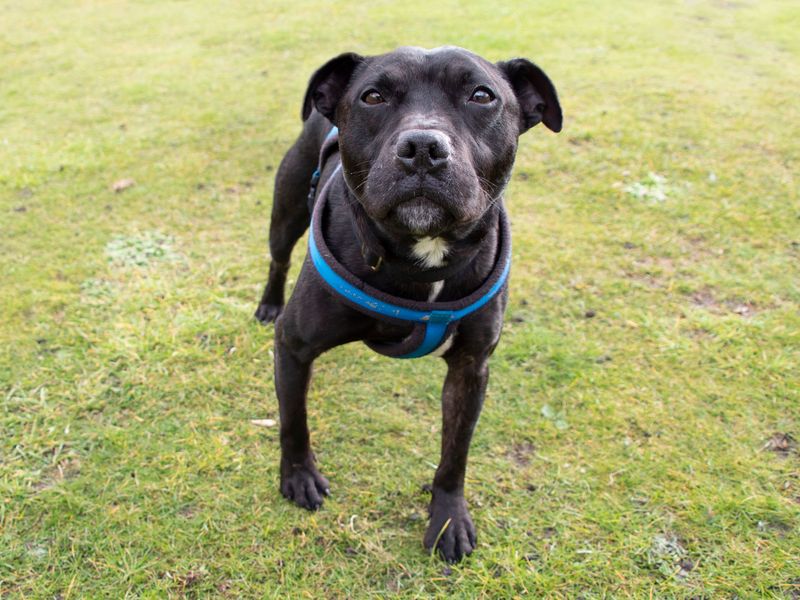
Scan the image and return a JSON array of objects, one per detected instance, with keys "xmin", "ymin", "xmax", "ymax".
[{"xmin": 255, "ymin": 46, "xmax": 561, "ymax": 562}]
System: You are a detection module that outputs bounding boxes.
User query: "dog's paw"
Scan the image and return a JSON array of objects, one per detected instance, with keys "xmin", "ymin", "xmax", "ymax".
[
  {"xmin": 423, "ymin": 489, "xmax": 476, "ymax": 562},
  {"xmin": 255, "ymin": 302, "xmax": 283, "ymax": 324},
  {"xmin": 280, "ymin": 462, "xmax": 330, "ymax": 511}
]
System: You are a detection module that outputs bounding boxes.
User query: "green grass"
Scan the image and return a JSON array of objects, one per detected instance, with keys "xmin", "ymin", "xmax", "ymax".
[{"xmin": 2, "ymin": 0, "xmax": 799, "ymax": 597}]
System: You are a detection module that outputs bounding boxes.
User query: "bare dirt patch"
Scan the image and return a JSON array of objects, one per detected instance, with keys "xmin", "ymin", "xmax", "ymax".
[
  {"xmin": 763, "ymin": 433, "xmax": 796, "ymax": 457},
  {"xmin": 690, "ymin": 287, "xmax": 718, "ymax": 309},
  {"xmin": 508, "ymin": 441, "xmax": 536, "ymax": 467},
  {"xmin": 689, "ymin": 287, "xmax": 762, "ymax": 317},
  {"xmin": 33, "ymin": 458, "xmax": 81, "ymax": 491}
]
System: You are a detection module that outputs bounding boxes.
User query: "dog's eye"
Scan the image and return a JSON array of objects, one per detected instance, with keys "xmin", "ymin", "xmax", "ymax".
[
  {"xmin": 361, "ymin": 90, "xmax": 385, "ymax": 105},
  {"xmin": 469, "ymin": 87, "xmax": 495, "ymax": 105}
]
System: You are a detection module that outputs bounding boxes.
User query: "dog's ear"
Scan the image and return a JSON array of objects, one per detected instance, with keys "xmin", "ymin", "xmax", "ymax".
[
  {"xmin": 302, "ymin": 52, "xmax": 365, "ymax": 123},
  {"xmin": 497, "ymin": 58, "xmax": 562, "ymax": 133}
]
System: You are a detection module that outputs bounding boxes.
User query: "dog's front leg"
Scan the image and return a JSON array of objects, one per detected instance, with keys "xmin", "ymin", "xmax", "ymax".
[
  {"xmin": 424, "ymin": 350, "xmax": 490, "ymax": 562},
  {"xmin": 273, "ymin": 318, "xmax": 330, "ymax": 510}
]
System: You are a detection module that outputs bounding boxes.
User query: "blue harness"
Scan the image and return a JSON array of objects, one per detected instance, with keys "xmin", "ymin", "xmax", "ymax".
[{"xmin": 307, "ymin": 129, "xmax": 511, "ymax": 359}]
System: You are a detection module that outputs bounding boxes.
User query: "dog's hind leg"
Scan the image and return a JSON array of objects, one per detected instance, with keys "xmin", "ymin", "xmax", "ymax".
[{"xmin": 255, "ymin": 137, "xmax": 319, "ymax": 324}]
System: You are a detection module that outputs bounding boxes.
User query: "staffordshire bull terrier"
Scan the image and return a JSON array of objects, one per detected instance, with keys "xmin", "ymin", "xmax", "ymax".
[{"xmin": 255, "ymin": 46, "xmax": 561, "ymax": 562}]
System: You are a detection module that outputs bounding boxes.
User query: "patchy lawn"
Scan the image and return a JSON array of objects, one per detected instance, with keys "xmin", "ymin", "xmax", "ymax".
[{"xmin": 1, "ymin": 0, "xmax": 798, "ymax": 597}]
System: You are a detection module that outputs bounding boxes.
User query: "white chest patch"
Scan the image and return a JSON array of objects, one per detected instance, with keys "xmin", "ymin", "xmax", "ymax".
[
  {"xmin": 412, "ymin": 237, "xmax": 449, "ymax": 268},
  {"xmin": 427, "ymin": 280, "xmax": 444, "ymax": 302},
  {"xmin": 430, "ymin": 333, "xmax": 455, "ymax": 357}
]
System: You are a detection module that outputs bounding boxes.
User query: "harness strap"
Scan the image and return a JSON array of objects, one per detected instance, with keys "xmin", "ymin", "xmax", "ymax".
[
  {"xmin": 309, "ymin": 162, "xmax": 511, "ymax": 359},
  {"xmin": 306, "ymin": 127, "xmax": 342, "ymax": 213}
]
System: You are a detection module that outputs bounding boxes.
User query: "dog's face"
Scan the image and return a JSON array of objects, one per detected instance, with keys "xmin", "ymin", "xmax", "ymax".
[{"xmin": 303, "ymin": 47, "xmax": 562, "ymax": 239}]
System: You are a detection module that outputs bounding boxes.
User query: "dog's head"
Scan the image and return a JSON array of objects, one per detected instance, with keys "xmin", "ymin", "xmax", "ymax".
[{"xmin": 303, "ymin": 46, "xmax": 561, "ymax": 239}]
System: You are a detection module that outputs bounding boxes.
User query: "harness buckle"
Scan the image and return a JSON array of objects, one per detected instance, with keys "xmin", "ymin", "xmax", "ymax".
[{"xmin": 307, "ymin": 169, "xmax": 321, "ymax": 206}]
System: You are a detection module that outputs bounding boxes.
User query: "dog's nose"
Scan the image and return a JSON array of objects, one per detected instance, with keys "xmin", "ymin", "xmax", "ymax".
[{"xmin": 395, "ymin": 129, "xmax": 450, "ymax": 174}]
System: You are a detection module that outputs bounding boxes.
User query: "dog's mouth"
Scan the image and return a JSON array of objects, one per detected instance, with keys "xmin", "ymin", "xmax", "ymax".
[{"xmin": 388, "ymin": 196, "xmax": 450, "ymax": 236}]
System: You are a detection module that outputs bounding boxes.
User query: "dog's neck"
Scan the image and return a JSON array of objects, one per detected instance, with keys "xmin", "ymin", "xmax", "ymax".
[{"xmin": 340, "ymin": 179, "xmax": 499, "ymax": 287}]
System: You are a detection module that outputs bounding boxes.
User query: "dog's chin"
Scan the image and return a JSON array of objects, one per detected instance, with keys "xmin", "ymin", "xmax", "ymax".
[{"xmin": 388, "ymin": 197, "xmax": 450, "ymax": 236}]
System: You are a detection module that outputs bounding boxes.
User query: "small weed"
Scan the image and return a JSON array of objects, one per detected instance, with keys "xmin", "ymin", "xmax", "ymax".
[
  {"xmin": 647, "ymin": 532, "xmax": 694, "ymax": 580},
  {"xmin": 105, "ymin": 231, "xmax": 178, "ymax": 267},
  {"xmin": 540, "ymin": 403, "xmax": 569, "ymax": 430},
  {"xmin": 624, "ymin": 172, "xmax": 669, "ymax": 202}
]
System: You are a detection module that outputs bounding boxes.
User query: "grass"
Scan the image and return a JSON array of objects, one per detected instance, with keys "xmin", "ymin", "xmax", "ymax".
[{"xmin": 1, "ymin": 0, "xmax": 799, "ymax": 597}]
